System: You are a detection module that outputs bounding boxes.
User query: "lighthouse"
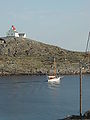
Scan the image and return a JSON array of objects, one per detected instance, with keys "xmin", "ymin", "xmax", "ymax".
[
  {"xmin": 6, "ymin": 25, "xmax": 19, "ymax": 37},
  {"xmin": 6, "ymin": 25, "xmax": 26, "ymax": 38}
]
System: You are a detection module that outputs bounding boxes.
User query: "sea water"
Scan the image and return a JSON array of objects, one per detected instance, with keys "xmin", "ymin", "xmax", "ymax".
[{"xmin": 0, "ymin": 74, "xmax": 90, "ymax": 120}]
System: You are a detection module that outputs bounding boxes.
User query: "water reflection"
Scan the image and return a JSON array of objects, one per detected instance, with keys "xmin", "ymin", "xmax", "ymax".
[{"xmin": 48, "ymin": 80, "xmax": 61, "ymax": 89}]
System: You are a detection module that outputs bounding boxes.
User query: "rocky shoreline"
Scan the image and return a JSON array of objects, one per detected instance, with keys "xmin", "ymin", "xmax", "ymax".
[
  {"xmin": 59, "ymin": 110, "xmax": 90, "ymax": 120},
  {"xmin": 0, "ymin": 70, "xmax": 89, "ymax": 76}
]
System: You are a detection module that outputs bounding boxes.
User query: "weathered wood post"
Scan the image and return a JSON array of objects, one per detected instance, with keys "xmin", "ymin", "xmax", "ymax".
[{"xmin": 79, "ymin": 61, "xmax": 82, "ymax": 119}]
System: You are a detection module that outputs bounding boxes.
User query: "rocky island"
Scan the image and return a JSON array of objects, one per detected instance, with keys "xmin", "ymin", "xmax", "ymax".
[{"xmin": 0, "ymin": 37, "xmax": 89, "ymax": 75}]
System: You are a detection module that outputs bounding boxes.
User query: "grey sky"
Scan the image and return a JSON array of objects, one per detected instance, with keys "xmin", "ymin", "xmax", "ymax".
[{"xmin": 0, "ymin": 0, "xmax": 90, "ymax": 51}]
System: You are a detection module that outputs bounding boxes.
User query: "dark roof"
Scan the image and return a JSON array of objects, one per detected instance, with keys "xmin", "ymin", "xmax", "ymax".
[
  {"xmin": 0, "ymin": 38, "xmax": 5, "ymax": 40},
  {"xmin": 0, "ymin": 38, "xmax": 6, "ymax": 43}
]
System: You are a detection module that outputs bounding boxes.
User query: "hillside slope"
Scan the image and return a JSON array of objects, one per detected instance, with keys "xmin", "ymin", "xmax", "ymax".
[{"xmin": 0, "ymin": 37, "xmax": 88, "ymax": 75}]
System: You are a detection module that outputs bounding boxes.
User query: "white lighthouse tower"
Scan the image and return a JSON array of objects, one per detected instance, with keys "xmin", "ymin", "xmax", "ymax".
[
  {"xmin": 6, "ymin": 25, "xmax": 19, "ymax": 37},
  {"xmin": 6, "ymin": 25, "xmax": 27, "ymax": 38}
]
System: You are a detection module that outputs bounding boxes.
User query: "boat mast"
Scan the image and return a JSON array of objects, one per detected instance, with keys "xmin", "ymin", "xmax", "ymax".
[{"xmin": 54, "ymin": 58, "xmax": 56, "ymax": 76}]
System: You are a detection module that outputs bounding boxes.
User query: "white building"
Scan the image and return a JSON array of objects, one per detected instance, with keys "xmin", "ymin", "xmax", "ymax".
[
  {"xmin": 6, "ymin": 25, "xmax": 26, "ymax": 38},
  {"xmin": 18, "ymin": 33, "xmax": 26, "ymax": 38}
]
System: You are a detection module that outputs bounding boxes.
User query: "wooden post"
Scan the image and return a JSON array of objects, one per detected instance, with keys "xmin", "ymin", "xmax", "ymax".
[
  {"xmin": 86, "ymin": 52, "xmax": 90, "ymax": 71},
  {"xmin": 79, "ymin": 62, "xmax": 82, "ymax": 119}
]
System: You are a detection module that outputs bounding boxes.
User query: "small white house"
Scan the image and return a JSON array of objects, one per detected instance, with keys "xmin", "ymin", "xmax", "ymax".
[
  {"xmin": 6, "ymin": 25, "xmax": 26, "ymax": 38},
  {"xmin": 18, "ymin": 33, "xmax": 26, "ymax": 38}
]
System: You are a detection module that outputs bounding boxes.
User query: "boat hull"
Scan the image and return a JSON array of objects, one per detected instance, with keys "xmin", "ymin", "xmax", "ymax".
[{"xmin": 48, "ymin": 76, "xmax": 61, "ymax": 82}]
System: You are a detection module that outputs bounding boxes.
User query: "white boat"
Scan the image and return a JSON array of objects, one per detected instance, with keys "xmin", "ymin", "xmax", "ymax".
[
  {"xmin": 48, "ymin": 76, "xmax": 61, "ymax": 83},
  {"xmin": 48, "ymin": 58, "xmax": 61, "ymax": 83}
]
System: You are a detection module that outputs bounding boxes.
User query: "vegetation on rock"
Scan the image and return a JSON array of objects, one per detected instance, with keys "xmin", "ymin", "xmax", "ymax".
[{"xmin": 0, "ymin": 37, "xmax": 89, "ymax": 75}]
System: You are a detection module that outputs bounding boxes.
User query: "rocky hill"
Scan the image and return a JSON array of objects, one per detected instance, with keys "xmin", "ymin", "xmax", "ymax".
[{"xmin": 0, "ymin": 37, "xmax": 89, "ymax": 75}]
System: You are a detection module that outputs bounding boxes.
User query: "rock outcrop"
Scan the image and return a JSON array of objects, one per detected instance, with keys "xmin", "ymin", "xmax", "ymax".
[
  {"xmin": 0, "ymin": 37, "xmax": 89, "ymax": 75},
  {"xmin": 59, "ymin": 110, "xmax": 90, "ymax": 120}
]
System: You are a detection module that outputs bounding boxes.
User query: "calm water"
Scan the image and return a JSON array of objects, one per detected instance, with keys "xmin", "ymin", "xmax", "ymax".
[{"xmin": 0, "ymin": 74, "xmax": 90, "ymax": 120}]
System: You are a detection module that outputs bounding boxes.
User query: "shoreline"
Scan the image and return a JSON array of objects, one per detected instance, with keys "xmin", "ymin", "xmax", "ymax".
[{"xmin": 0, "ymin": 72, "xmax": 90, "ymax": 76}]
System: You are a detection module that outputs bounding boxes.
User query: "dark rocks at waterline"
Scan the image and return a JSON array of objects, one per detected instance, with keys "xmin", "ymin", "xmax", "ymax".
[
  {"xmin": 59, "ymin": 110, "xmax": 90, "ymax": 120},
  {"xmin": 83, "ymin": 110, "xmax": 90, "ymax": 119}
]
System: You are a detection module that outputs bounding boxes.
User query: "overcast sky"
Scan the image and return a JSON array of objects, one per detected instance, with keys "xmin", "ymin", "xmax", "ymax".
[{"xmin": 0, "ymin": 0, "xmax": 90, "ymax": 51}]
